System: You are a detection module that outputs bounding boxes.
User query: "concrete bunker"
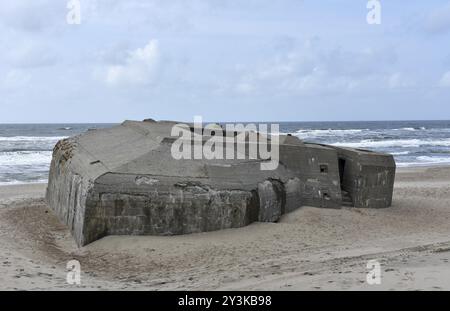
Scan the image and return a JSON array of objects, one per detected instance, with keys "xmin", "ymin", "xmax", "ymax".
[{"xmin": 46, "ymin": 120, "xmax": 396, "ymax": 246}]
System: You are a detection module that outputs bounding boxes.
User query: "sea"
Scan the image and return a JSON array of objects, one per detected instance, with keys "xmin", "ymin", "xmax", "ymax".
[{"xmin": 1, "ymin": 120, "xmax": 450, "ymax": 185}]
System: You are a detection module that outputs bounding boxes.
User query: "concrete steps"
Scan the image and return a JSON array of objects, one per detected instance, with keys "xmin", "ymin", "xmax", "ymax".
[{"xmin": 341, "ymin": 190, "xmax": 354, "ymax": 207}]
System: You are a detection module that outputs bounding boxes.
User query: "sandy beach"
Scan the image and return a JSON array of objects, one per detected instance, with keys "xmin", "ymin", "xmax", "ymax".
[{"xmin": 1, "ymin": 165, "xmax": 449, "ymax": 291}]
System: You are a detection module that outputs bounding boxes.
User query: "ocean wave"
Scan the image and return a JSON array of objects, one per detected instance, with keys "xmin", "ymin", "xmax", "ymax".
[
  {"xmin": 0, "ymin": 151, "xmax": 53, "ymax": 166},
  {"xmin": 393, "ymin": 127, "xmax": 427, "ymax": 131},
  {"xmin": 0, "ymin": 179, "xmax": 48, "ymax": 186},
  {"xmin": 332, "ymin": 139, "xmax": 450, "ymax": 149},
  {"xmin": 294, "ymin": 129, "xmax": 367, "ymax": 138},
  {"xmin": 390, "ymin": 151, "xmax": 410, "ymax": 155},
  {"xmin": 429, "ymin": 149, "xmax": 450, "ymax": 154},
  {"xmin": 0, "ymin": 136, "xmax": 67, "ymax": 142},
  {"xmin": 397, "ymin": 156, "xmax": 450, "ymax": 167},
  {"xmin": 0, "ymin": 147, "xmax": 53, "ymax": 153}
]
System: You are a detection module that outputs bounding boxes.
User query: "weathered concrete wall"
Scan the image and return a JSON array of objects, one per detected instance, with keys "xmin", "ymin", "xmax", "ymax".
[
  {"xmin": 79, "ymin": 174, "xmax": 300, "ymax": 245},
  {"xmin": 85, "ymin": 186, "xmax": 254, "ymax": 243},
  {"xmin": 279, "ymin": 143, "xmax": 342, "ymax": 208},
  {"xmin": 334, "ymin": 147, "xmax": 396, "ymax": 208},
  {"xmin": 46, "ymin": 138, "xmax": 92, "ymax": 245}
]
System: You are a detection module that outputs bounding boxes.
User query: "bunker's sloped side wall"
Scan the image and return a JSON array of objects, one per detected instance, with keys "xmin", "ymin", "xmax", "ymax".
[
  {"xmin": 80, "ymin": 173, "xmax": 303, "ymax": 245},
  {"xmin": 335, "ymin": 148, "xmax": 396, "ymax": 208},
  {"xmin": 46, "ymin": 139, "xmax": 93, "ymax": 246}
]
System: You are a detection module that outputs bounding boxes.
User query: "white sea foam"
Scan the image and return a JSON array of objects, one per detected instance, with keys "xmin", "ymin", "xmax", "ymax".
[
  {"xmin": 417, "ymin": 156, "xmax": 450, "ymax": 163},
  {"xmin": 332, "ymin": 139, "xmax": 450, "ymax": 149},
  {"xmin": 294, "ymin": 129, "xmax": 366, "ymax": 139},
  {"xmin": 0, "ymin": 179, "xmax": 48, "ymax": 186},
  {"xmin": 392, "ymin": 127, "xmax": 427, "ymax": 131},
  {"xmin": 390, "ymin": 151, "xmax": 410, "ymax": 155},
  {"xmin": 397, "ymin": 156, "xmax": 450, "ymax": 167},
  {"xmin": 0, "ymin": 136, "xmax": 67, "ymax": 142},
  {"xmin": 0, "ymin": 151, "xmax": 53, "ymax": 166}
]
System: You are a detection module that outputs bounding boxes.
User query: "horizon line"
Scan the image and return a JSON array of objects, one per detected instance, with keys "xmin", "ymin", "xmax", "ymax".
[{"xmin": 1, "ymin": 119, "xmax": 450, "ymax": 125}]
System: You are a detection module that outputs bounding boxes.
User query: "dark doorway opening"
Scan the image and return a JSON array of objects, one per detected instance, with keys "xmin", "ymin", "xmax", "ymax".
[
  {"xmin": 338, "ymin": 158, "xmax": 346, "ymax": 185},
  {"xmin": 338, "ymin": 157, "xmax": 354, "ymax": 207}
]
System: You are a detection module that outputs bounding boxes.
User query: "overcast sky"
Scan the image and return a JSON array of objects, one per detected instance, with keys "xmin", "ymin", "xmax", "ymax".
[{"xmin": 1, "ymin": 0, "xmax": 450, "ymax": 123}]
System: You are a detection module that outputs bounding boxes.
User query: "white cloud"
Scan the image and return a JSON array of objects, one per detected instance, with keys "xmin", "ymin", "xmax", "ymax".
[
  {"xmin": 439, "ymin": 71, "xmax": 450, "ymax": 88},
  {"xmin": 231, "ymin": 42, "xmax": 399, "ymax": 96},
  {"xmin": 101, "ymin": 40, "xmax": 161, "ymax": 86}
]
